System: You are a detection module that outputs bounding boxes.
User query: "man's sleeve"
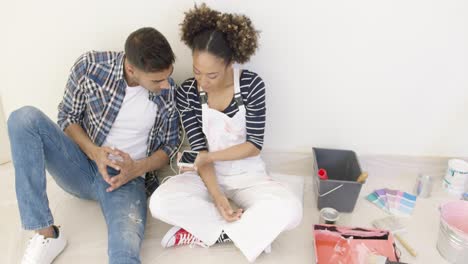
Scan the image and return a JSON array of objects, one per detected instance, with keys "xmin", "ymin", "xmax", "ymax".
[
  {"xmin": 160, "ymin": 80, "xmax": 181, "ymax": 158},
  {"xmin": 57, "ymin": 53, "xmax": 89, "ymax": 130}
]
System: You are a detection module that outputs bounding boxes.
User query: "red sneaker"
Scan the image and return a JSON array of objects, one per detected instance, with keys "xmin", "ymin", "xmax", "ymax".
[{"xmin": 161, "ymin": 226, "xmax": 207, "ymax": 248}]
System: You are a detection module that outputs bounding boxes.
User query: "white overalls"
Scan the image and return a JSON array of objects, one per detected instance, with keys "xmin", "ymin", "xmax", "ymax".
[{"xmin": 150, "ymin": 68, "xmax": 303, "ymax": 262}]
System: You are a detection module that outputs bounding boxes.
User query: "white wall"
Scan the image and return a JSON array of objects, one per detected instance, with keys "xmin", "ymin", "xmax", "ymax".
[
  {"xmin": 2, "ymin": 0, "xmax": 468, "ymax": 157},
  {"xmin": 0, "ymin": 97, "xmax": 11, "ymax": 164}
]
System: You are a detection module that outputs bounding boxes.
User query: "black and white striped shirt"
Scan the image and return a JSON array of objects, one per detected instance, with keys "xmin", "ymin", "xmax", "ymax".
[{"xmin": 176, "ymin": 70, "xmax": 266, "ymax": 151}]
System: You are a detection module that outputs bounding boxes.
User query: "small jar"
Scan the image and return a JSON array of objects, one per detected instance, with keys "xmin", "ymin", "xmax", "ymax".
[
  {"xmin": 319, "ymin": 207, "xmax": 340, "ymax": 225},
  {"xmin": 414, "ymin": 174, "xmax": 433, "ymax": 198}
]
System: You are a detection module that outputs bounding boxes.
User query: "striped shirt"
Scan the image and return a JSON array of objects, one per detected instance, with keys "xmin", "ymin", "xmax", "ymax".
[
  {"xmin": 176, "ymin": 70, "xmax": 266, "ymax": 151},
  {"xmin": 57, "ymin": 51, "xmax": 180, "ymax": 183}
]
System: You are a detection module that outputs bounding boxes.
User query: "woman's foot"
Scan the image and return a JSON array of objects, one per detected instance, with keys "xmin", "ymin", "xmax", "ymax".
[
  {"xmin": 161, "ymin": 226, "xmax": 207, "ymax": 248},
  {"xmin": 216, "ymin": 230, "xmax": 232, "ymax": 243},
  {"xmin": 161, "ymin": 227, "xmax": 236, "ymax": 248}
]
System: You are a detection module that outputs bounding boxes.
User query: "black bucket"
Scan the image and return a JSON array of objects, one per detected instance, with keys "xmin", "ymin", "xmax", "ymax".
[{"xmin": 312, "ymin": 148, "xmax": 364, "ymax": 212}]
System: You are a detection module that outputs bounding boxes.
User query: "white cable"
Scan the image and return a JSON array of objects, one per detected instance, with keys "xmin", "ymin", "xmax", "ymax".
[{"xmin": 165, "ymin": 80, "xmax": 196, "ymax": 180}]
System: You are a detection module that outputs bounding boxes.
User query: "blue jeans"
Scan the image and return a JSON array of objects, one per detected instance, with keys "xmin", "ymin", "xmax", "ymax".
[{"xmin": 7, "ymin": 106, "xmax": 147, "ymax": 264}]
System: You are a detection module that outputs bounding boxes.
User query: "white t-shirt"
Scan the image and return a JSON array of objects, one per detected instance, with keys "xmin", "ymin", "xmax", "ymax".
[{"xmin": 103, "ymin": 85, "xmax": 158, "ymax": 172}]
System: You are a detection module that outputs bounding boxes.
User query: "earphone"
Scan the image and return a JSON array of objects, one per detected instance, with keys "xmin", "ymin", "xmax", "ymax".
[{"xmin": 163, "ymin": 79, "xmax": 196, "ymax": 183}]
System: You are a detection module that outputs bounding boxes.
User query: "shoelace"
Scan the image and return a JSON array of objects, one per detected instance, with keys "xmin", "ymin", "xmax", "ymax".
[
  {"xmin": 22, "ymin": 234, "xmax": 49, "ymax": 263},
  {"xmin": 177, "ymin": 233, "xmax": 208, "ymax": 248}
]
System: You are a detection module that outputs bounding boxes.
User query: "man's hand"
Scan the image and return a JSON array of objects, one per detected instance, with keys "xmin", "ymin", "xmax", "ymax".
[
  {"xmin": 106, "ymin": 149, "xmax": 144, "ymax": 192},
  {"xmin": 213, "ymin": 194, "xmax": 243, "ymax": 222},
  {"xmin": 90, "ymin": 146, "xmax": 122, "ymax": 184}
]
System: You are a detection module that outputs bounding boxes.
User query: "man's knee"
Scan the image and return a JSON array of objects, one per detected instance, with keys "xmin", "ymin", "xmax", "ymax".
[
  {"xmin": 7, "ymin": 106, "xmax": 44, "ymax": 133},
  {"xmin": 108, "ymin": 205, "xmax": 146, "ymax": 239}
]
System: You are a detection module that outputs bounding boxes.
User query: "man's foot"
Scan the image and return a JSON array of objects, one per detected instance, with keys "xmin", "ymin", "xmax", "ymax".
[
  {"xmin": 21, "ymin": 226, "xmax": 67, "ymax": 264},
  {"xmin": 161, "ymin": 226, "xmax": 207, "ymax": 248}
]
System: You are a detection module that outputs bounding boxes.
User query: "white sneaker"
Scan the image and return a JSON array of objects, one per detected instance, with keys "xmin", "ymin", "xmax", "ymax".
[{"xmin": 21, "ymin": 226, "xmax": 67, "ymax": 264}]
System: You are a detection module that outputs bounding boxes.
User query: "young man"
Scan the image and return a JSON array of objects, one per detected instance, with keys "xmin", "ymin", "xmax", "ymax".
[{"xmin": 7, "ymin": 27, "xmax": 180, "ymax": 264}]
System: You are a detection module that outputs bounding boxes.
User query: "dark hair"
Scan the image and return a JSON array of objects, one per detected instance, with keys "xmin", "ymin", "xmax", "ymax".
[
  {"xmin": 180, "ymin": 3, "xmax": 259, "ymax": 64},
  {"xmin": 125, "ymin": 27, "xmax": 175, "ymax": 72},
  {"xmin": 192, "ymin": 29, "xmax": 233, "ymax": 64}
]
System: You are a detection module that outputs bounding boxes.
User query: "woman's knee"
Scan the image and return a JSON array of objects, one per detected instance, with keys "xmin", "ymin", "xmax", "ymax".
[
  {"xmin": 148, "ymin": 175, "xmax": 200, "ymax": 218},
  {"xmin": 148, "ymin": 188, "xmax": 168, "ymax": 219},
  {"xmin": 279, "ymin": 194, "xmax": 303, "ymax": 228},
  {"xmin": 262, "ymin": 192, "xmax": 303, "ymax": 228}
]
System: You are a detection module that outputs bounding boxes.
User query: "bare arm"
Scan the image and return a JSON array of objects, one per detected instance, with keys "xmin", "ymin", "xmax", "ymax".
[
  {"xmin": 208, "ymin": 141, "xmax": 259, "ymax": 162},
  {"xmin": 197, "ymin": 156, "xmax": 223, "ymax": 199},
  {"xmin": 136, "ymin": 149, "xmax": 169, "ymax": 174},
  {"xmin": 64, "ymin": 124, "xmax": 99, "ymax": 160},
  {"xmin": 194, "ymin": 142, "xmax": 259, "ymax": 168},
  {"xmin": 65, "ymin": 123, "xmax": 169, "ymax": 173},
  {"xmin": 197, "ymin": 151, "xmax": 242, "ymax": 222},
  {"xmin": 65, "ymin": 124, "xmax": 120, "ymax": 183}
]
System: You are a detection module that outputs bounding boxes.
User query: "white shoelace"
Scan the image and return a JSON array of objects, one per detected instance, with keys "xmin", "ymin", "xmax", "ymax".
[
  {"xmin": 22, "ymin": 234, "xmax": 49, "ymax": 263},
  {"xmin": 178, "ymin": 233, "xmax": 208, "ymax": 248}
]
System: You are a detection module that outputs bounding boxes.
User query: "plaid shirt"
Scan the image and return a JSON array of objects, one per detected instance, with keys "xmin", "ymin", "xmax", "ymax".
[{"xmin": 58, "ymin": 51, "xmax": 180, "ymax": 192}]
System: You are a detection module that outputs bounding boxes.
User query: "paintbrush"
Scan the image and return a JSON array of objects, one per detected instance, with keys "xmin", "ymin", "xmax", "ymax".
[
  {"xmin": 372, "ymin": 216, "xmax": 417, "ymax": 257},
  {"xmin": 357, "ymin": 172, "xmax": 368, "ymax": 183}
]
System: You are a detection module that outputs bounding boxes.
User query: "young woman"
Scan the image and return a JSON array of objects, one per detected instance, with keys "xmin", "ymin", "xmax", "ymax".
[{"xmin": 149, "ymin": 4, "xmax": 302, "ymax": 262}]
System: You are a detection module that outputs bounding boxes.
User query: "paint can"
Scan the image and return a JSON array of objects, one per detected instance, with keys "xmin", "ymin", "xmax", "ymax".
[
  {"xmin": 319, "ymin": 207, "xmax": 340, "ymax": 225},
  {"xmin": 437, "ymin": 201, "xmax": 468, "ymax": 263},
  {"xmin": 443, "ymin": 159, "xmax": 468, "ymax": 196}
]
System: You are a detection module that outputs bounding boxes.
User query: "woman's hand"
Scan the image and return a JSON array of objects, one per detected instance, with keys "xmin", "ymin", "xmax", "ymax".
[{"xmin": 213, "ymin": 194, "xmax": 243, "ymax": 222}]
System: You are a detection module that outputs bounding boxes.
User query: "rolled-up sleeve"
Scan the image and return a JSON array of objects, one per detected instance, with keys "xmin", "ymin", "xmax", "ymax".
[
  {"xmin": 57, "ymin": 53, "xmax": 88, "ymax": 131},
  {"xmin": 245, "ymin": 74, "xmax": 266, "ymax": 150},
  {"xmin": 176, "ymin": 82, "xmax": 208, "ymax": 152}
]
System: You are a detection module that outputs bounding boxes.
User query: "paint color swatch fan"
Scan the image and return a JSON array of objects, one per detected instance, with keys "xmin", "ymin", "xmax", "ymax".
[{"xmin": 366, "ymin": 189, "xmax": 417, "ymax": 216}]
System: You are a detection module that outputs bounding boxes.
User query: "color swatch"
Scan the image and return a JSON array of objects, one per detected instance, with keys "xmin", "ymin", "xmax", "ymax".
[{"xmin": 366, "ymin": 188, "xmax": 417, "ymax": 216}]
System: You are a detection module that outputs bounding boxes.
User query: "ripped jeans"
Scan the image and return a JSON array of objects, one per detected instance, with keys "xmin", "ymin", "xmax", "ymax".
[{"xmin": 8, "ymin": 106, "xmax": 147, "ymax": 264}]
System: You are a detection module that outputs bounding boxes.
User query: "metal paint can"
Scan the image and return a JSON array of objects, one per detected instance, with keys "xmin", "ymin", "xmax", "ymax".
[
  {"xmin": 444, "ymin": 159, "xmax": 468, "ymax": 196},
  {"xmin": 319, "ymin": 207, "xmax": 340, "ymax": 225},
  {"xmin": 437, "ymin": 201, "xmax": 468, "ymax": 264},
  {"xmin": 414, "ymin": 174, "xmax": 433, "ymax": 198}
]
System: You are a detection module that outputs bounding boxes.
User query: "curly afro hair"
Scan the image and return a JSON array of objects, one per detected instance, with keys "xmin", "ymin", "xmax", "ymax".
[{"xmin": 180, "ymin": 3, "xmax": 259, "ymax": 64}]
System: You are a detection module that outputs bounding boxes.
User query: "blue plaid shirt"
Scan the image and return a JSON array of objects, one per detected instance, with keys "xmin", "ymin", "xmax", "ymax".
[{"xmin": 58, "ymin": 51, "xmax": 180, "ymax": 187}]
